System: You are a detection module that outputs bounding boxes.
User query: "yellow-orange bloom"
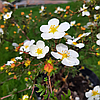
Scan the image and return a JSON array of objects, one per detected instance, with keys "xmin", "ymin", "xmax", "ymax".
[
  {"xmin": 24, "ymin": 60, "xmax": 31, "ymax": 67},
  {"xmin": 0, "ymin": 25, "xmax": 5, "ymax": 28},
  {"xmin": 66, "ymin": 6, "xmax": 70, "ymax": 10},
  {"xmin": 21, "ymin": 12, "xmax": 24, "ymax": 15},
  {"xmin": 44, "ymin": 63, "xmax": 53, "ymax": 73},
  {"xmin": 81, "ymin": 26, "xmax": 86, "ymax": 30}
]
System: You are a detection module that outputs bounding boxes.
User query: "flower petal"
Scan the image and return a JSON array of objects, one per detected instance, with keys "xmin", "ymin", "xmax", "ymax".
[
  {"xmin": 56, "ymin": 43, "xmax": 68, "ymax": 53},
  {"xmin": 43, "ymin": 46, "xmax": 49, "ymax": 54},
  {"xmin": 29, "ymin": 45, "xmax": 38, "ymax": 56},
  {"xmin": 41, "ymin": 33, "xmax": 53, "ymax": 40},
  {"xmin": 61, "ymin": 58, "xmax": 76, "ymax": 66},
  {"xmin": 40, "ymin": 25, "xmax": 49, "ymax": 32},
  {"xmin": 53, "ymin": 32, "xmax": 65, "ymax": 39},
  {"xmin": 96, "ymin": 33, "xmax": 100, "ymax": 39},
  {"xmin": 36, "ymin": 40, "xmax": 45, "ymax": 48},
  {"xmin": 96, "ymin": 40, "xmax": 100, "ymax": 46},
  {"xmin": 48, "ymin": 18, "xmax": 59, "ymax": 26},
  {"xmin": 76, "ymin": 43, "xmax": 85, "ymax": 49},
  {"xmin": 51, "ymin": 52, "xmax": 62, "ymax": 59},
  {"xmin": 57, "ymin": 22, "xmax": 70, "ymax": 32},
  {"xmin": 68, "ymin": 49, "xmax": 79, "ymax": 57},
  {"xmin": 85, "ymin": 90, "xmax": 92, "ymax": 98}
]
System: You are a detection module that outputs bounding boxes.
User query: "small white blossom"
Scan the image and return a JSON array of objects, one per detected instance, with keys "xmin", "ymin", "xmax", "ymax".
[
  {"xmin": 70, "ymin": 21, "xmax": 76, "ymax": 26},
  {"xmin": 0, "ymin": 28, "xmax": 4, "ymax": 35},
  {"xmin": 26, "ymin": 15, "xmax": 29, "ymax": 18},
  {"xmin": 54, "ymin": 7, "xmax": 66, "ymax": 14},
  {"xmin": 40, "ymin": 18, "xmax": 70, "ymax": 40},
  {"xmin": 39, "ymin": 6, "xmax": 45, "ymax": 13},
  {"xmin": 20, "ymin": 40, "xmax": 35, "ymax": 54},
  {"xmin": 51, "ymin": 43, "xmax": 79, "ymax": 66},
  {"xmin": 85, "ymin": 85, "xmax": 100, "ymax": 100},
  {"xmin": 80, "ymin": 4, "xmax": 90, "ymax": 16},
  {"xmin": 3, "ymin": 11, "xmax": 13, "ymax": 20},
  {"xmin": 22, "ymin": 94, "xmax": 29, "ymax": 100},
  {"xmin": 15, "ymin": 56, "xmax": 22, "ymax": 60},
  {"xmin": 84, "ymin": 22, "xmax": 96, "ymax": 28},
  {"xmin": 66, "ymin": 39, "xmax": 85, "ymax": 49},
  {"xmin": 95, "ymin": 6, "xmax": 100, "ymax": 10},
  {"xmin": 29, "ymin": 40, "xmax": 49, "ymax": 59},
  {"xmin": 96, "ymin": 33, "xmax": 100, "ymax": 46},
  {"xmin": 6, "ymin": 61, "xmax": 14, "ymax": 66}
]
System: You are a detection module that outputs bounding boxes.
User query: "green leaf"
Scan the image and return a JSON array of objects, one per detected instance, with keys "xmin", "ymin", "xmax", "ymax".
[
  {"xmin": 37, "ymin": 88, "xmax": 43, "ymax": 93},
  {"xmin": 40, "ymin": 90, "xmax": 45, "ymax": 96},
  {"xmin": 68, "ymin": 89, "xmax": 71, "ymax": 97},
  {"xmin": 61, "ymin": 94, "xmax": 64, "ymax": 100},
  {"xmin": 43, "ymin": 93, "xmax": 48, "ymax": 99},
  {"xmin": 54, "ymin": 97, "xmax": 58, "ymax": 100}
]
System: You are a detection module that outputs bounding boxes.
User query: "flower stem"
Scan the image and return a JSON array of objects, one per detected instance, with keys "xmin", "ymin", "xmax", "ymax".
[{"xmin": 48, "ymin": 75, "xmax": 52, "ymax": 93}]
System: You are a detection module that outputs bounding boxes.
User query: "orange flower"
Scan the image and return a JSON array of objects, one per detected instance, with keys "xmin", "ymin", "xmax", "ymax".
[
  {"xmin": 13, "ymin": 75, "xmax": 17, "ymax": 79},
  {"xmin": 11, "ymin": 63, "xmax": 15, "ymax": 68},
  {"xmin": 30, "ymin": 10, "xmax": 32, "ymax": 13},
  {"xmin": 49, "ymin": 12, "xmax": 51, "ymax": 15},
  {"xmin": 5, "ymin": 47, "xmax": 9, "ymax": 50},
  {"xmin": 77, "ymin": 23, "xmax": 81, "ymax": 26},
  {"xmin": 29, "ymin": 13, "xmax": 32, "ymax": 16},
  {"xmin": 12, "ymin": 24, "xmax": 15, "ymax": 26},
  {"xmin": 21, "ymin": 12, "xmax": 24, "ymax": 15},
  {"xmin": 66, "ymin": 11, "xmax": 68, "ymax": 14},
  {"xmin": 96, "ymin": 48, "xmax": 99, "ymax": 50},
  {"xmin": 35, "ymin": 16, "xmax": 37, "ymax": 18},
  {"xmin": 44, "ymin": 63, "xmax": 53, "ymax": 73},
  {"xmin": 19, "ymin": 36, "xmax": 22, "ymax": 38},
  {"xmin": 66, "ymin": 6, "xmax": 70, "ymax": 10},
  {"xmin": 14, "ymin": 31, "xmax": 16, "ymax": 34},
  {"xmin": 81, "ymin": 26, "xmax": 86, "ymax": 31},
  {"xmin": 0, "ymin": 25, "xmax": 5, "ymax": 28}
]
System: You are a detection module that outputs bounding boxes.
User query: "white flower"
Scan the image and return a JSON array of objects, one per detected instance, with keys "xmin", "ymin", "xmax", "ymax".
[
  {"xmin": 29, "ymin": 40, "xmax": 49, "ymax": 59},
  {"xmin": 26, "ymin": 15, "xmax": 29, "ymax": 18},
  {"xmin": 84, "ymin": 22, "xmax": 96, "ymax": 28},
  {"xmin": 85, "ymin": 85, "xmax": 100, "ymax": 100},
  {"xmin": 3, "ymin": 11, "xmax": 13, "ymax": 20},
  {"xmin": 95, "ymin": 6, "xmax": 100, "ymax": 10},
  {"xmin": 51, "ymin": 43, "xmax": 79, "ymax": 66},
  {"xmin": 15, "ymin": 56, "xmax": 22, "ymax": 60},
  {"xmin": 39, "ymin": 6, "xmax": 45, "ymax": 13},
  {"xmin": 54, "ymin": 7, "xmax": 66, "ymax": 14},
  {"xmin": 66, "ymin": 39, "xmax": 85, "ymax": 49},
  {"xmin": 22, "ymin": 94, "xmax": 29, "ymax": 100},
  {"xmin": 12, "ymin": 43, "xmax": 19, "ymax": 48},
  {"xmin": 40, "ymin": 18, "xmax": 70, "ymax": 40},
  {"xmin": 70, "ymin": 21, "xmax": 76, "ymax": 26},
  {"xmin": 0, "ymin": 28, "xmax": 4, "ymax": 35},
  {"xmin": 20, "ymin": 40, "xmax": 35, "ymax": 54},
  {"xmin": 6, "ymin": 61, "xmax": 14, "ymax": 66},
  {"xmin": 96, "ymin": 33, "xmax": 100, "ymax": 46},
  {"xmin": 80, "ymin": 4, "xmax": 90, "ymax": 16},
  {"xmin": 64, "ymin": 35, "xmax": 74, "ymax": 40},
  {"xmin": 75, "ymin": 97, "xmax": 80, "ymax": 100}
]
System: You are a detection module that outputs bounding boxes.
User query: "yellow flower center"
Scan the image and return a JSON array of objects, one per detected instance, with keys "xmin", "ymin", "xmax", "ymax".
[
  {"xmin": 36, "ymin": 48, "xmax": 43, "ymax": 55},
  {"xmin": 58, "ymin": 50, "xmax": 70, "ymax": 60},
  {"xmin": 92, "ymin": 90, "xmax": 99, "ymax": 96},
  {"xmin": 49, "ymin": 25, "xmax": 59, "ymax": 34},
  {"xmin": 83, "ymin": 8, "xmax": 87, "ymax": 12},
  {"xmin": 24, "ymin": 45, "xmax": 29, "ymax": 49},
  {"xmin": 7, "ymin": 14, "xmax": 9, "ymax": 17},
  {"xmin": 73, "ymin": 42, "xmax": 77, "ymax": 45}
]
